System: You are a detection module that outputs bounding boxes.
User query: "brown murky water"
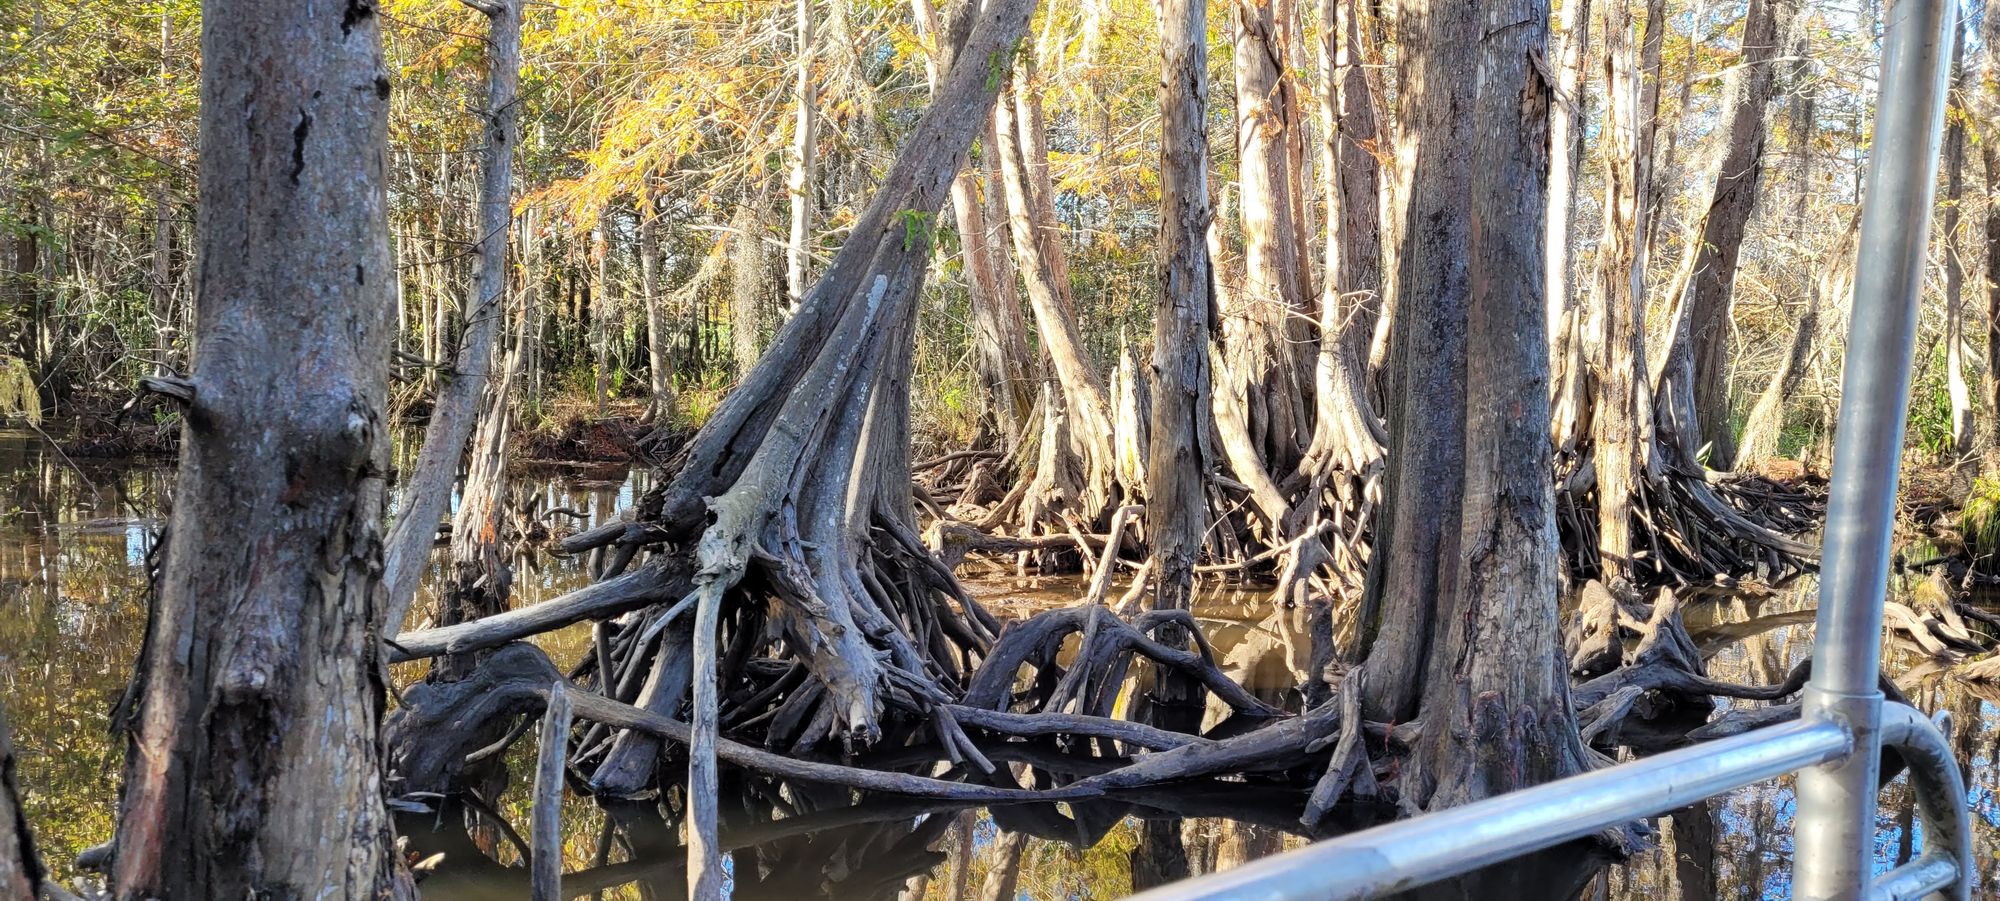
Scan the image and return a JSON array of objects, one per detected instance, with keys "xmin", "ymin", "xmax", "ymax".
[{"xmin": 3, "ymin": 428, "xmax": 1997, "ymax": 899}]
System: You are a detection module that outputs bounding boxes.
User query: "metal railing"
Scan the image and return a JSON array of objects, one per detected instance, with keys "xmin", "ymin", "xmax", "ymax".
[{"xmin": 1130, "ymin": 0, "xmax": 1966, "ymax": 896}]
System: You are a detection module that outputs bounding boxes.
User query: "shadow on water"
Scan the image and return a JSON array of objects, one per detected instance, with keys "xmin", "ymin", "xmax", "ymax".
[{"xmin": 3, "ymin": 429, "xmax": 1999, "ymax": 898}]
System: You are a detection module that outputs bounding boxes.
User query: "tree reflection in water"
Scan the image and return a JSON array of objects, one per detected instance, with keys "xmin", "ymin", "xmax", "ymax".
[{"xmin": 3, "ymin": 436, "xmax": 1999, "ymax": 899}]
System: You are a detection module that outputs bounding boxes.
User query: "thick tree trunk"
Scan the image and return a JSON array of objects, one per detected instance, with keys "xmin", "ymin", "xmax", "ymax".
[
  {"xmin": 785, "ymin": 0, "xmax": 820, "ymax": 309},
  {"xmin": 1678, "ymin": 0, "xmax": 1797, "ymax": 470},
  {"xmin": 1544, "ymin": 0, "xmax": 1591, "ymax": 336},
  {"xmin": 383, "ymin": 0, "xmax": 523, "ymax": 633},
  {"xmin": 1361, "ymin": 0, "xmax": 1586, "ymax": 807},
  {"xmin": 1223, "ymin": 0, "xmax": 1314, "ymax": 479},
  {"xmin": 1354, "ymin": 0, "xmax": 1476, "ymax": 719},
  {"xmin": 112, "ymin": 1, "xmax": 404, "ymax": 895},
  {"xmin": 1590, "ymin": 0, "xmax": 1649, "ymax": 584},
  {"xmin": 1150, "ymin": 0, "xmax": 1216, "ymax": 618}
]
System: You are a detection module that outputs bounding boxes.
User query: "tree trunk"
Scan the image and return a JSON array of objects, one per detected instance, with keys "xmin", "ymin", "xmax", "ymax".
[
  {"xmin": 785, "ymin": 0, "xmax": 820, "ymax": 309},
  {"xmin": 1986, "ymin": 0, "xmax": 2000, "ymax": 453},
  {"xmin": 1544, "ymin": 0, "xmax": 1591, "ymax": 337},
  {"xmin": 1590, "ymin": 0, "xmax": 1649, "ymax": 585},
  {"xmin": 640, "ymin": 185, "xmax": 674, "ymax": 421},
  {"xmin": 1360, "ymin": 0, "xmax": 1585, "ymax": 808},
  {"xmin": 911, "ymin": 0, "xmax": 1035, "ymax": 436},
  {"xmin": 976, "ymin": 830, "xmax": 1027, "ymax": 901},
  {"xmin": 1678, "ymin": 0, "xmax": 1798, "ymax": 470},
  {"xmin": 383, "ymin": 0, "xmax": 523, "ymax": 634},
  {"xmin": 1942, "ymin": 18, "xmax": 1971, "ymax": 454},
  {"xmin": 112, "ymin": 1, "xmax": 404, "ymax": 895},
  {"xmin": 592, "ymin": 224, "xmax": 612, "ymax": 415},
  {"xmin": 1150, "ymin": 0, "xmax": 1216, "ymax": 619},
  {"xmin": 995, "ymin": 66, "xmax": 1120, "ymax": 525},
  {"xmin": 1223, "ymin": 0, "xmax": 1313, "ymax": 479},
  {"xmin": 732, "ymin": 202, "xmax": 768, "ymax": 375}
]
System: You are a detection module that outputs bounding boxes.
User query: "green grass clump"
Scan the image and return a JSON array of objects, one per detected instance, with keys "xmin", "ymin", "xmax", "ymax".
[{"xmin": 1958, "ymin": 477, "xmax": 2000, "ymax": 571}]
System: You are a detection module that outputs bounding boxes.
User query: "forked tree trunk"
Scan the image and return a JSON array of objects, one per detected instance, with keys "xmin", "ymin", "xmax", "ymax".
[
  {"xmin": 995, "ymin": 67, "xmax": 1121, "ymax": 524},
  {"xmin": 383, "ymin": 0, "xmax": 523, "ymax": 633},
  {"xmin": 1590, "ymin": 0, "xmax": 1649, "ymax": 585},
  {"xmin": 1361, "ymin": 0, "xmax": 1586, "ymax": 808},
  {"xmin": 628, "ymin": 0, "xmax": 1035, "ymax": 889},
  {"xmin": 113, "ymin": 1, "xmax": 404, "ymax": 895},
  {"xmin": 1678, "ymin": 0, "xmax": 1798, "ymax": 470},
  {"xmin": 785, "ymin": 0, "xmax": 820, "ymax": 309}
]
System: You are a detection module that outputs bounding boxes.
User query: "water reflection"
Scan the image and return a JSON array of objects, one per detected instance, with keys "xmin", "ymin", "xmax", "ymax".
[{"xmin": 4, "ymin": 431, "xmax": 2000, "ymax": 898}]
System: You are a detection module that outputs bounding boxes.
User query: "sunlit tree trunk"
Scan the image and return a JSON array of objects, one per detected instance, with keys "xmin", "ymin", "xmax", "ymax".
[
  {"xmin": 996, "ymin": 67, "xmax": 1120, "ymax": 524},
  {"xmin": 1942, "ymin": 19, "xmax": 1971, "ymax": 454},
  {"xmin": 1223, "ymin": 0, "xmax": 1313, "ymax": 479},
  {"xmin": 383, "ymin": 0, "xmax": 523, "ymax": 632},
  {"xmin": 112, "ymin": 1, "xmax": 404, "ymax": 895},
  {"xmin": 785, "ymin": 0, "xmax": 819, "ymax": 309},
  {"xmin": 1737, "ymin": 214, "xmax": 1857, "ymax": 466},
  {"xmin": 731, "ymin": 201, "xmax": 767, "ymax": 374},
  {"xmin": 1678, "ymin": 0, "xmax": 1798, "ymax": 470},
  {"xmin": 1544, "ymin": 0, "xmax": 1591, "ymax": 339}
]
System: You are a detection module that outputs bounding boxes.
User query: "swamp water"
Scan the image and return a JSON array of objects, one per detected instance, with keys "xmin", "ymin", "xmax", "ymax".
[{"xmin": 2, "ymin": 429, "xmax": 1997, "ymax": 899}]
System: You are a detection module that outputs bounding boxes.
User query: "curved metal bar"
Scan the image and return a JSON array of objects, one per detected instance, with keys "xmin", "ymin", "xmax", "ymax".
[{"xmin": 1867, "ymin": 704, "xmax": 1972, "ymax": 901}]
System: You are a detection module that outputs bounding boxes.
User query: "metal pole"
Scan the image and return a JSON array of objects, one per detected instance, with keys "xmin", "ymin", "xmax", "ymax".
[{"xmin": 1793, "ymin": 0, "xmax": 1955, "ymax": 893}]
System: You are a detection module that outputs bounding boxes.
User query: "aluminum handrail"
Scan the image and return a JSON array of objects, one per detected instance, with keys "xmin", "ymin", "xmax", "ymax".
[
  {"xmin": 1127, "ymin": 0, "xmax": 1964, "ymax": 895},
  {"xmin": 1126, "ymin": 718, "xmax": 1853, "ymax": 901}
]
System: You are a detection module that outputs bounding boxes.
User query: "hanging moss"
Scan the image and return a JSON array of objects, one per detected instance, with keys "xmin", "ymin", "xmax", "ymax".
[{"xmin": 0, "ymin": 357, "xmax": 39, "ymax": 427}]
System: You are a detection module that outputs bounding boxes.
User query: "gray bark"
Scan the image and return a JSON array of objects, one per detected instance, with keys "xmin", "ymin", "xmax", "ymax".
[
  {"xmin": 1151, "ymin": 0, "xmax": 1216, "ymax": 617},
  {"xmin": 113, "ymin": 1, "xmax": 404, "ymax": 895}
]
